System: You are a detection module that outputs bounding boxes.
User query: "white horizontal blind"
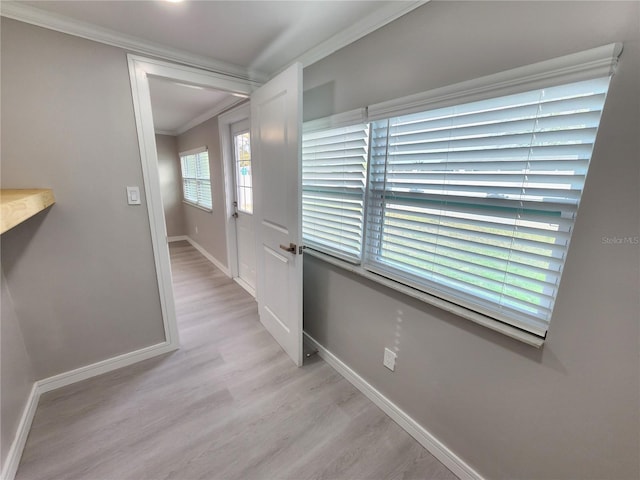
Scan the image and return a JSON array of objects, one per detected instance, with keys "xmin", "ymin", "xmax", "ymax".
[
  {"xmin": 302, "ymin": 123, "xmax": 369, "ymax": 262},
  {"xmin": 180, "ymin": 148, "xmax": 212, "ymax": 210},
  {"xmin": 364, "ymin": 77, "xmax": 611, "ymax": 335}
]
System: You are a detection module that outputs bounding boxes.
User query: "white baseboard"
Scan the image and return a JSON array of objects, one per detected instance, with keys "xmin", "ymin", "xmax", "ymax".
[
  {"xmin": 168, "ymin": 235, "xmax": 188, "ymax": 243},
  {"xmin": 184, "ymin": 237, "xmax": 231, "ymax": 278},
  {"xmin": 233, "ymin": 277, "xmax": 256, "ymax": 298},
  {"xmin": 170, "ymin": 235, "xmax": 231, "ymax": 279},
  {"xmin": 1, "ymin": 384, "xmax": 39, "ymax": 480},
  {"xmin": 37, "ymin": 341, "xmax": 177, "ymax": 394},
  {"xmin": 1, "ymin": 341, "xmax": 178, "ymax": 480},
  {"xmin": 303, "ymin": 332, "xmax": 484, "ymax": 480}
]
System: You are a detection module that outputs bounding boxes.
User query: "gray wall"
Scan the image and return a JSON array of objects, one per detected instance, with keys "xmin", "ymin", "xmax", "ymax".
[
  {"xmin": 176, "ymin": 116, "xmax": 228, "ymax": 268},
  {"xmin": 155, "ymin": 134, "xmax": 186, "ymax": 237},
  {"xmin": 303, "ymin": 2, "xmax": 640, "ymax": 479},
  {"xmin": 1, "ymin": 272, "xmax": 36, "ymax": 470},
  {"xmin": 1, "ymin": 18, "xmax": 166, "ymax": 379}
]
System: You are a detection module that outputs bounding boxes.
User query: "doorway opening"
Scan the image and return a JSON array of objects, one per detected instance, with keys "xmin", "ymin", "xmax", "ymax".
[
  {"xmin": 127, "ymin": 55, "xmax": 260, "ymax": 349},
  {"xmin": 129, "ymin": 56, "xmax": 304, "ymax": 366}
]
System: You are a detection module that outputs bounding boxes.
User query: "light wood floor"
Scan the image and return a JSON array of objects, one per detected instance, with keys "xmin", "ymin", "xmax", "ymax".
[{"xmin": 16, "ymin": 241, "xmax": 457, "ymax": 480}]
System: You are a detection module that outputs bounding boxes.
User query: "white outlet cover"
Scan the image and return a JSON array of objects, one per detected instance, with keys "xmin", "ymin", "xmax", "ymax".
[{"xmin": 383, "ymin": 347, "xmax": 396, "ymax": 371}]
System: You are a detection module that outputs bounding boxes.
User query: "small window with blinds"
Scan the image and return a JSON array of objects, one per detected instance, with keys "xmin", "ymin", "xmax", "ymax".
[
  {"xmin": 364, "ymin": 77, "xmax": 611, "ymax": 336},
  {"xmin": 180, "ymin": 147, "xmax": 212, "ymax": 211},
  {"xmin": 302, "ymin": 123, "xmax": 369, "ymax": 263}
]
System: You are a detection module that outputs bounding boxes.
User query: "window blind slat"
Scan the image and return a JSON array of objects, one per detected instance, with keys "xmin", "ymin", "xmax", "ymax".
[
  {"xmin": 376, "ymin": 239, "xmax": 557, "ymax": 309},
  {"xmin": 369, "ymin": 144, "xmax": 596, "ymax": 164},
  {"xmin": 302, "ymin": 123, "xmax": 369, "ymax": 263},
  {"xmin": 375, "ymin": 230, "xmax": 561, "ymax": 291},
  {"xmin": 373, "ymin": 213, "xmax": 570, "ymax": 263},
  {"xmin": 364, "ymin": 76, "xmax": 610, "ymax": 331}
]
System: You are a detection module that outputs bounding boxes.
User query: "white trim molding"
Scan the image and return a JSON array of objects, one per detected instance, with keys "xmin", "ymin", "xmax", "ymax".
[
  {"xmin": 1, "ymin": 385, "xmax": 39, "ymax": 480},
  {"xmin": 368, "ymin": 43, "xmax": 623, "ymax": 120},
  {"xmin": 1, "ymin": 341, "xmax": 177, "ymax": 480},
  {"xmin": 303, "ymin": 108, "xmax": 367, "ymax": 133},
  {"xmin": 218, "ymin": 102, "xmax": 251, "ymax": 283},
  {"xmin": 286, "ymin": 1, "xmax": 428, "ymax": 72},
  {"xmin": 36, "ymin": 342, "xmax": 177, "ymax": 394},
  {"xmin": 234, "ymin": 277, "xmax": 256, "ymax": 298},
  {"xmin": 170, "ymin": 234, "xmax": 247, "ymax": 291},
  {"xmin": 158, "ymin": 96, "xmax": 246, "ymax": 137},
  {"xmin": 128, "ymin": 56, "xmax": 183, "ymax": 353},
  {"xmin": 185, "ymin": 237, "xmax": 231, "ymax": 278},
  {"xmin": 0, "ymin": 1, "xmax": 268, "ymax": 83},
  {"xmin": 175, "ymin": 96, "xmax": 244, "ymax": 136},
  {"xmin": 128, "ymin": 55, "xmax": 256, "ymax": 359},
  {"xmin": 303, "ymin": 332, "xmax": 485, "ymax": 480},
  {"xmin": 2, "ymin": 0, "xmax": 428, "ymax": 83},
  {"xmin": 155, "ymin": 130, "xmax": 175, "ymax": 137},
  {"xmin": 168, "ymin": 235, "xmax": 189, "ymax": 243}
]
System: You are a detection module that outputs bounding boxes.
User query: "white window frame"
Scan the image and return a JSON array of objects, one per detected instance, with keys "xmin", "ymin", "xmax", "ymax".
[
  {"xmin": 180, "ymin": 146, "xmax": 212, "ymax": 211},
  {"xmin": 302, "ymin": 43, "xmax": 622, "ymax": 347}
]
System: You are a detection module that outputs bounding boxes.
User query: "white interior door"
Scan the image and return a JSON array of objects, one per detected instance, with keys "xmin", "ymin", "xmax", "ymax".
[
  {"xmin": 251, "ymin": 63, "xmax": 303, "ymax": 366},
  {"xmin": 230, "ymin": 119, "xmax": 256, "ymax": 294}
]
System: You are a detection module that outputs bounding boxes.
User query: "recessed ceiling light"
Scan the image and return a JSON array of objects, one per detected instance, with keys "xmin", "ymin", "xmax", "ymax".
[{"xmin": 165, "ymin": 0, "xmax": 184, "ymax": 3}]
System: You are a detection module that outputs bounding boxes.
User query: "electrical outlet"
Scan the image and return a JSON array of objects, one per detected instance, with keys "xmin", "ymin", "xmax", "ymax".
[{"xmin": 383, "ymin": 347, "xmax": 396, "ymax": 371}]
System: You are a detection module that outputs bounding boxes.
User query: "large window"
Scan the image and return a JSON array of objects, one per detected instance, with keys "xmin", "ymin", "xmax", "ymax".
[
  {"xmin": 180, "ymin": 147, "xmax": 212, "ymax": 210},
  {"xmin": 302, "ymin": 44, "xmax": 620, "ymax": 343}
]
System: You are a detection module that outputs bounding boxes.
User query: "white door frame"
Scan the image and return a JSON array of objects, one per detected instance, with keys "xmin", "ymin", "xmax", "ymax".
[
  {"xmin": 218, "ymin": 102, "xmax": 255, "ymax": 296},
  {"xmin": 127, "ymin": 54, "xmax": 261, "ymax": 350}
]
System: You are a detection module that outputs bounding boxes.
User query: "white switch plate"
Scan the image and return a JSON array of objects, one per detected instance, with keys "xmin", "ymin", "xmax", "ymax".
[
  {"xmin": 383, "ymin": 347, "xmax": 396, "ymax": 371},
  {"xmin": 126, "ymin": 186, "xmax": 141, "ymax": 205}
]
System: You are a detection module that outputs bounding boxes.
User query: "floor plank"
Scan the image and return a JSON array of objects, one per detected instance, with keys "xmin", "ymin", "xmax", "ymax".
[{"xmin": 15, "ymin": 241, "xmax": 457, "ymax": 480}]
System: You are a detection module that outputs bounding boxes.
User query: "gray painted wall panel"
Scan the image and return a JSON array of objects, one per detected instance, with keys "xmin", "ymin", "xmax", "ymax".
[
  {"xmin": 303, "ymin": 2, "xmax": 640, "ymax": 478},
  {"xmin": 155, "ymin": 134, "xmax": 186, "ymax": 237},
  {"xmin": 0, "ymin": 18, "xmax": 166, "ymax": 379}
]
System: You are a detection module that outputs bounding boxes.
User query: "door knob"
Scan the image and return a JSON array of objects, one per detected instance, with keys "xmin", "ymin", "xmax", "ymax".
[{"xmin": 279, "ymin": 243, "xmax": 297, "ymax": 253}]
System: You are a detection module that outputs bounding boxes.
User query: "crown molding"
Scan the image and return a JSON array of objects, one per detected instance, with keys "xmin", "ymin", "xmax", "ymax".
[
  {"xmin": 0, "ymin": 1, "xmax": 269, "ymax": 83},
  {"xmin": 154, "ymin": 95, "xmax": 245, "ymax": 136},
  {"xmin": 175, "ymin": 95, "xmax": 244, "ymax": 136},
  {"xmin": 284, "ymin": 0, "xmax": 429, "ymax": 73},
  {"xmin": 1, "ymin": 0, "xmax": 429, "ymax": 83},
  {"xmin": 154, "ymin": 130, "xmax": 175, "ymax": 137}
]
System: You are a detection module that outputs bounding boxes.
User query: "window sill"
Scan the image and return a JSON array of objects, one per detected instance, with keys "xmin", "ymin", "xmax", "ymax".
[
  {"xmin": 182, "ymin": 201, "xmax": 212, "ymax": 213},
  {"xmin": 303, "ymin": 248, "xmax": 545, "ymax": 348}
]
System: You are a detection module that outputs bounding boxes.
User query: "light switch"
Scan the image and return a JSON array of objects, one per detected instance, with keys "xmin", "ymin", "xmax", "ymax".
[{"xmin": 127, "ymin": 186, "xmax": 141, "ymax": 205}]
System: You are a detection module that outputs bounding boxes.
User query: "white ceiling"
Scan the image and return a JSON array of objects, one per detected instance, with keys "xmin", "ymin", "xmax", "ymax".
[{"xmin": 6, "ymin": 0, "xmax": 424, "ymax": 134}]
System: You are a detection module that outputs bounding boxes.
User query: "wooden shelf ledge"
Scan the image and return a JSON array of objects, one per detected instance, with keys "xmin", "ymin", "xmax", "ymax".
[{"xmin": 1, "ymin": 189, "xmax": 56, "ymax": 234}]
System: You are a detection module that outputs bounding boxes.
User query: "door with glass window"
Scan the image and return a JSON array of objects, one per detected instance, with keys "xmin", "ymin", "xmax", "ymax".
[{"xmin": 231, "ymin": 119, "xmax": 256, "ymax": 294}]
